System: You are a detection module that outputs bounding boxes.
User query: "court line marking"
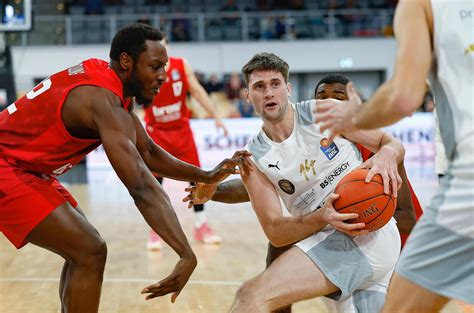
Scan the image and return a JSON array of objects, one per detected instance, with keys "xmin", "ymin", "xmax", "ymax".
[{"xmin": 0, "ymin": 277, "xmax": 242, "ymax": 286}]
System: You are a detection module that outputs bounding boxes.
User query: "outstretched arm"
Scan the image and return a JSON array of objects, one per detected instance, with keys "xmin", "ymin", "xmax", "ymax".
[
  {"xmin": 132, "ymin": 112, "xmax": 244, "ymax": 184},
  {"xmin": 89, "ymin": 88, "xmax": 195, "ymax": 302},
  {"xmin": 181, "ymin": 154, "xmax": 255, "ymax": 207},
  {"xmin": 182, "ymin": 179, "xmax": 250, "ymax": 207},
  {"xmin": 185, "ymin": 60, "xmax": 228, "ymax": 136},
  {"xmin": 213, "ymin": 179, "xmax": 249, "ymax": 203}
]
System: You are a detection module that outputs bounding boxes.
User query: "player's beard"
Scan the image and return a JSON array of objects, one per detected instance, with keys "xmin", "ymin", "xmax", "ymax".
[{"xmin": 130, "ymin": 66, "xmax": 152, "ymax": 107}]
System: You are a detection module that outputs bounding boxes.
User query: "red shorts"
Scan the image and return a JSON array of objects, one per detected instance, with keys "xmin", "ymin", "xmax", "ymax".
[
  {"xmin": 0, "ymin": 159, "xmax": 77, "ymax": 249},
  {"xmin": 147, "ymin": 125, "xmax": 200, "ymax": 167}
]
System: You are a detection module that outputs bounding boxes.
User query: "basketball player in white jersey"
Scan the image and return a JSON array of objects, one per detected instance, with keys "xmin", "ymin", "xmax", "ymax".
[
  {"xmin": 229, "ymin": 52, "xmax": 403, "ymax": 313},
  {"xmin": 315, "ymin": 0, "xmax": 474, "ymax": 311}
]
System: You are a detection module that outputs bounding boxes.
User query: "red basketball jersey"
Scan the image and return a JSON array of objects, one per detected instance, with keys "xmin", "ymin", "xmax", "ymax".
[
  {"xmin": 0, "ymin": 58, "xmax": 129, "ymax": 177},
  {"xmin": 144, "ymin": 57, "xmax": 190, "ymax": 130}
]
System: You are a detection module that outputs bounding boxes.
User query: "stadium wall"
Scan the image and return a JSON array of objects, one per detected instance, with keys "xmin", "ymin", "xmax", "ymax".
[{"xmin": 11, "ymin": 37, "xmax": 397, "ymax": 93}]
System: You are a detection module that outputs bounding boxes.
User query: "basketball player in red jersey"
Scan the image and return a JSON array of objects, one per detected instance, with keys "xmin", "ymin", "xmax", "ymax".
[
  {"xmin": 0, "ymin": 23, "xmax": 246, "ymax": 312},
  {"xmin": 143, "ymin": 34, "xmax": 228, "ymax": 250}
]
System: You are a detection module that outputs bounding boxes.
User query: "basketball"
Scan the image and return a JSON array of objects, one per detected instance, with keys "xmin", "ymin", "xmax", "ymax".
[{"xmin": 333, "ymin": 168, "xmax": 397, "ymax": 232}]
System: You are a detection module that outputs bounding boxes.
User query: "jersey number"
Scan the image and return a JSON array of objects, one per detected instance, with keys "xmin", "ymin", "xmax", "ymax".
[{"xmin": 26, "ymin": 78, "xmax": 52, "ymax": 100}]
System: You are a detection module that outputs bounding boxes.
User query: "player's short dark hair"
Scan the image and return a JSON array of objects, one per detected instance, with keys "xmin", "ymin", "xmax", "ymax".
[
  {"xmin": 314, "ymin": 74, "xmax": 350, "ymax": 95},
  {"xmin": 241, "ymin": 52, "xmax": 289, "ymax": 86},
  {"xmin": 109, "ymin": 23, "xmax": 164, "ymax": 62}
]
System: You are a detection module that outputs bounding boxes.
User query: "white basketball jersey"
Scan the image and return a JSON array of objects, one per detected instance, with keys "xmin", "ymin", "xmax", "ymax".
[
  {"xmin": 427, "ymin": 1, "xmax": 474, "ymax": 238},
  {"xmin": 429, "ymin": 0, "xmax": 474, "ymax": 167},
  {"xmin": 246, "ymin": 100, "xmax": 362, "ymax": 217}
]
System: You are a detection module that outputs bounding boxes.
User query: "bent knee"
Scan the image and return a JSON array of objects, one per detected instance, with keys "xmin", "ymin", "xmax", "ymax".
[
  {"xmin": 234, "ymin": 278, "xmax": 270, "ymax": 310},
  {"xmin": 70, "ymin": 236, "xmax": 107, "ymax": 268}
]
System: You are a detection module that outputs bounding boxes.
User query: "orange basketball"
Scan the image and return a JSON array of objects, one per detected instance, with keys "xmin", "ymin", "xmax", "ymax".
[{"xmin": 333, "ymin": 168, "xmax": 396, "ymax": 232}]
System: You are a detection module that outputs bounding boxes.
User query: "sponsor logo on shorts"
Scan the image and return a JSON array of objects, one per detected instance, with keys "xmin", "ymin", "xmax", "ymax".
[
  {"xmin": 320, "ymin": 138, "xmax": 339, "ymax": 160},
  {"xmin": 278, "ymin": 179, "xmax": 295, "ymax": 195},
  {"xmin": 319, "ymin": 162, "xmax": 350, "ymax": 189}
]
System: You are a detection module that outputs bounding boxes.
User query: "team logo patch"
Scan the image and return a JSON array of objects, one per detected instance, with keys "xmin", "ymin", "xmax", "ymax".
[
  {"xmin": 300, "ymin": 159, "xmax": 316, "ymax": 181},
  {"xmin": 278, "ymin": 179, "xmax": 295, "ymax": 195},
  {"xmin": 171, "ymin": 69, "xmax": 181, "ymax": 81},
  {"xmin": 172, "ymin": 81, "xmax": 183, "ymax": 97},
  {"xmin": 320, "ymin": 138, "xmax": 339, "ymax": 160}
]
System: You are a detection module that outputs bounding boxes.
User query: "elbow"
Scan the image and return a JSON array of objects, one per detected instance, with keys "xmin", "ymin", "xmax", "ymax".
[
  {"xmin": 265, "ymin": 225, "xmax": 287, "ymax": 248},
  {"xmin": 269, "ymin": 238, "xmax": 288, "ymax": 248},
  {"xmin": 128, "ymin": 183, "xmax": 154, "ymax": 204}
]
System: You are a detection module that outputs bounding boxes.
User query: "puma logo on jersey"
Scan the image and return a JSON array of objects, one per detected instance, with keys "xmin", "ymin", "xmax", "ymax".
[{"xmin": 268, "ymin": 161, "xmax": 280, "ymax": 170}]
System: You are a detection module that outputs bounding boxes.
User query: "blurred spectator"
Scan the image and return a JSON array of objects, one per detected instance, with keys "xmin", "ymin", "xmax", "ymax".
[
  {"xmin": 84, "ymin": 0, "xmax": 104, "ymax": 15},
  {"xmin": 220, "ymin": 0, "xmax": 240, "ymax": 32},
  {"xmin": 171, "ymin": 8, "xmax": 191, "ymax": 42},
  {"xmin": 329, "ymin": 0, "xmax": 346, "ymax": 10},
  {"xmin": 236, "ymin": 88, "xmax": 256, "ymax": 117},
  {"xmin": 275, "ymin": 17, "xmax": 286, "ymax": 38},
  {"xmin": 137, "ymin": 15, "xmax": 151, "ymax": 25},
  {"xmin": 204, "ymin": 74, "xmax": 224, "ymax": 93},
  {"xmin": 194, "ymin": 71, "xmax": 206, "ymax": 87},
  {"xmin": 254, "ymin": 0, "xmax": 271, "ymax": 11},
  {"xmin": 220, "ymin": 0, "xmax": 238, "ymax": 12},
  {"xmin": 289, "ymin": 0, "xmax": 306, "ymax": 10},
  {"xmin": 260, "ymin": 17, "xmax": 276, "ymax": 40},
  {"xmin": 272, "ymin": 0, "xmax": 289, "ymax": 10},
  {"xmin": 422, "ymin": 91, "xmax": 435, "ymax": 112},
  {"xmin": 225, "ymin": 73, "xmax": 243, "ymax": 102}
]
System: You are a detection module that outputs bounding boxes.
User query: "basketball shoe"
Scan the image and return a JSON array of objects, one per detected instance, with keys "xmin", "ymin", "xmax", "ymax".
[
  {"xmin": 146, "ymin": 230, "xmax": 163, "ymax": 251},
  {"xmin": 193, "ymin": 222, "xmax": 222, "ymax": 244}
]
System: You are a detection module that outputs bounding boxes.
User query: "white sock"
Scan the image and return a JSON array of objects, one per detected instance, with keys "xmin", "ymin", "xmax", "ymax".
[{"xmin": 194, "ymin": 211, "xmax": 207, "ymax": 228}]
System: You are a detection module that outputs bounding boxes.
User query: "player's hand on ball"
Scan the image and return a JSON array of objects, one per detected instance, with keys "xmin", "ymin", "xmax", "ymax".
[
  {"xmin": 319, "ymin": 194, "xmax": 369, "ymax": 237},
  {"xmin": 141, "ymin": 255, "xmax": 197, "ymax": 302},
  {"xmin": 183, "ymin": 183, "xmax": 217, "ymax": 208},
  {"xmin": 358, "ymin": 145, "xmax": 402, "ymax": 197}
]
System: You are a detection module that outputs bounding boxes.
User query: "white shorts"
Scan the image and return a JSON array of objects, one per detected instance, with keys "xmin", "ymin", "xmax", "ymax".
[
  {"xmin": 296, "ymin": 218, "xmax": 400, "ymax": 313},
  {"xmin": 396, "ymin": 168, "xmax": 474, "ymax": 304}
]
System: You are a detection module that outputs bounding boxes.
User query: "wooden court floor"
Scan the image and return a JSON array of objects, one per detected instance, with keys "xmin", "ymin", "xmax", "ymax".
[{"xmin": 0, "ymin": 179, "xmax": 471, "ymax": 313}]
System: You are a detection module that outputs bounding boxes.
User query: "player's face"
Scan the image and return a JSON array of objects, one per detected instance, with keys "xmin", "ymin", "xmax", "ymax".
[
  {"xmin": 315, "ymin": 83, "xmax": 347, "ymax": 100},
  {"xmin": 130, "ymin": 40, "xmax": 168, "ymax": 106},
  {"xmin": 246, "ymin": 70, "xmax": 291, "ymax": 122}
]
